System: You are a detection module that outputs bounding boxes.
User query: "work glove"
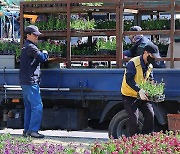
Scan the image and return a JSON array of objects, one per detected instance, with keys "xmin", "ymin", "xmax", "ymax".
[
  {"xmin": 138, "ymin": 89, "xmax": 149, "ymax": 101},
  {"xmin": 42, "ymin": 50, "xmax": 48, "ymax": 54}
]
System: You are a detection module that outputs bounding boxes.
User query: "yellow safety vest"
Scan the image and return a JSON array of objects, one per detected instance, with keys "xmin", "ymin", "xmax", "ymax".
[{"xmin": 121, "ymin": 56, "xmax": 152, "ymax": 98}]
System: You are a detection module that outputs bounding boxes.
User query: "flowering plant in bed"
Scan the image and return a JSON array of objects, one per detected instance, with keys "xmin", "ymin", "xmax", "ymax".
[{"xmin": 0, "ymin": 131, "xmax": 180, "ymax": 153}]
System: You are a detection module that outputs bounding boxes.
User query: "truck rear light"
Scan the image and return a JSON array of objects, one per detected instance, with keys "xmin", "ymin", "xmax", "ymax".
[
  {"xmin": 12, "ymin": 99, "xmax": 20, "ymax": 103},
  {"xmin": 83, "ymin": 62, "xmax": 88, "ymax": 66}
]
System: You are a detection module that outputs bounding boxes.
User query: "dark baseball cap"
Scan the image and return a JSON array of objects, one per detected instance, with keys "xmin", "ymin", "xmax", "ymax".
[
  {"xmin": 25, "ymin": 25, "xmax": 42, "ymax": 36},
  {"xmin": 144, "ymin": 44, "xmax": 161, "ymax": 58},
  {"xmin": 129, "ymin": 26, "xmax": 142, "ymax": 31}
]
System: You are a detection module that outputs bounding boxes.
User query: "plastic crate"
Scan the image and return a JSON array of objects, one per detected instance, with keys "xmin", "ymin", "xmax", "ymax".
[{"xmin": 167, "ymin": 114, "xmax": 180, "ymax": 131}]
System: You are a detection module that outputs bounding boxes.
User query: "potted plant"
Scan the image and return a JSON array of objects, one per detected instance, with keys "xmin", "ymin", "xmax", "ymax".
[{"xmin": 139, "ymin": 78, "xmax": 165, "ymax": 102}]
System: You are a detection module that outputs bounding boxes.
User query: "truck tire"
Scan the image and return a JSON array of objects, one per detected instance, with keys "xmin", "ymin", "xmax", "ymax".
[{"xmin": 108, "ymin": 110, "xmax": 143, "ymax": 139}]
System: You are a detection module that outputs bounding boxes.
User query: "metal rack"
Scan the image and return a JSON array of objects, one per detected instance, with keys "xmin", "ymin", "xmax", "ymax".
[{"xmin": 20, "ymin": 0, "xmax": 179, "ymax": 68}]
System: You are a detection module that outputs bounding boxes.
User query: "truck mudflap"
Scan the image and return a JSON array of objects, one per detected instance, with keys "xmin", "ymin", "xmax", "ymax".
[{"xmin": 152, "ymin": 102, "xmax": 167, "ymax": 125}]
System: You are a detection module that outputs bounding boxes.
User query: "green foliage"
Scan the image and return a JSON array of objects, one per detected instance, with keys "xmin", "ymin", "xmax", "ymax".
[
  {"xmin": 36, "ymin": 15, "xmax": 67, "ymax": 30},
  {"xmin": 0, "ymin": 42, "xmax": 20, "ymax": 57},
  {"xmin": 37, "ymin": 41, "xmax": 65, "ymax": 57},
  {"xmin": 95, "ymin": 38, "xmax": 132, "ymax": 55},
  {"xmin": 95, "ymin": 38, "xmax": 116, "ymax": 51},
  {"xmin": 95, "ymin": 19, "xmax": 116, "ymax": 29},
  {"xmin": 71, "ymin": 18, "xmax": 95, "ymax": 30},
  {"xmin": 72, "ymin": 44, "xmax": 96, "ymax": 55},
  {"xmin": 141, "ymin": 18, "xmax": 170, "ymax": 30},
  {"xmin": 155, "ymin": 41, "xmax": 169, "ymax": 56},
  {"xmin": 124, "ymin": 19, "xmax": 134, "ymax": 31},
  {"xmin": 123, "ymin": 40, "xmax": 133, "ymax": 50},
  {"xmin": 25, "ymin": 14, "xmax": 180, "ymax": 31},
  {"xmin": 139, "ymin": 79, "xmax": 165, "ymax": 102}
]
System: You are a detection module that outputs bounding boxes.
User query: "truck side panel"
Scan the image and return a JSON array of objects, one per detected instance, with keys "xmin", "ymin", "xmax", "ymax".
[{"xmin": 0, "ymin": 69, "xmax": 180, "ymax": 101}]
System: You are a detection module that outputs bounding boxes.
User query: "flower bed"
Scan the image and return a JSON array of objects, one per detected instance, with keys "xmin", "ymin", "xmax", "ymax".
[{"xmin": 0, "ymin": 131, "xmax": 179, "ymax": 153}]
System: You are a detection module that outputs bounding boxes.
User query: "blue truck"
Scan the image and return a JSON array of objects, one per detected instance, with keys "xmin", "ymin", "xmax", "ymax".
[{"xmin": 0, "ymin": 68, "xmax": 179, "ymax": 138}]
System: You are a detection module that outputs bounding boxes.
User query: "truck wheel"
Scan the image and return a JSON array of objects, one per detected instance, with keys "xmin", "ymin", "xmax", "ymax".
[{"xmin": 108, "ymin": 110, "xmax": 143, "ymax": 139}]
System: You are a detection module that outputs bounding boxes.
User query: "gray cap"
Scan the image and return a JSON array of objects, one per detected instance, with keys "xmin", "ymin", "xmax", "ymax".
[
  {"xmin": 25, "ymin": 25, "xmax": 42, "ymax": 36},
  {"xmin": 144, "ymin": 44, "xmax": 161, "ymax": 58},
  {"xmin": 129, "ymin": 26, "xmax": 142, "ymax": 31}
]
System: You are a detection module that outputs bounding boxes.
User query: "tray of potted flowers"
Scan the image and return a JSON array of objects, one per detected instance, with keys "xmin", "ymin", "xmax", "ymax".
[{"xmin": 139, "ymin": 79, "xmax": 165, "ymax": 103}]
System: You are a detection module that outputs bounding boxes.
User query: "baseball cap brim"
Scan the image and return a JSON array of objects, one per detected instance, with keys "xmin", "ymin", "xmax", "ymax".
[
  {"xmin": 32, "ymin": 31, "xmax": 42, "ymax": 36},
  {"xmin": 152, "ymin": 52, "xmax": 161, "ymax": 58}
]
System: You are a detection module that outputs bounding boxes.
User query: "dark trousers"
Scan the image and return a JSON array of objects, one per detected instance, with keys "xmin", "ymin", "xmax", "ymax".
[{"xmin": 122, "ymin": 95, "xmax": 154, "ymax": 136}]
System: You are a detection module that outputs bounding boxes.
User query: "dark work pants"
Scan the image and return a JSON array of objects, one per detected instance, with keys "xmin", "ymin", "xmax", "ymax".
[{"xmin": 122, "ymin": 95, "xmax": 154, "ymax": 136}]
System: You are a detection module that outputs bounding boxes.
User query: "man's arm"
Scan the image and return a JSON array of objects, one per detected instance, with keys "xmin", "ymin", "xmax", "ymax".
[
  {"xmin": 28, "ymin": 44, "xmax": 48, "ymax": 63},
  {"xmin": 123, "ymin": 50, "xmax": 133, "ymax": 57}
]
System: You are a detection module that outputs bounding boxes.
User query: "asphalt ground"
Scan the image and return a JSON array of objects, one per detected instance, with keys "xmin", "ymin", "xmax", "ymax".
[{"xmin": 0, "ymin": 128, "xmax": 109, "ymax": 145}]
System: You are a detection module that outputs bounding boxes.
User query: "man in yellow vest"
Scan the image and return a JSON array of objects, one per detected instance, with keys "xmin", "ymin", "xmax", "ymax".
[{"xmin": 121, "ymin": 44, "xmax": 160, "ymax": 136}]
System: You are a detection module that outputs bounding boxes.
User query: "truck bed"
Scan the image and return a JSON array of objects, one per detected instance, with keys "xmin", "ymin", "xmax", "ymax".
[{"xmin": 0, "ymin": 68, "xmax": 180, "ymax": 101}]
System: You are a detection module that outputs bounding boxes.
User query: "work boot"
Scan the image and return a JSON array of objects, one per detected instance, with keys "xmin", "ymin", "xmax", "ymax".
[
  {"xmin": 27, "ymin": 131, "xmax": 45, "ymax": 138},
  {"xmin": 22, "ymin": 130, "xmax": 27, "ymax": 137}
]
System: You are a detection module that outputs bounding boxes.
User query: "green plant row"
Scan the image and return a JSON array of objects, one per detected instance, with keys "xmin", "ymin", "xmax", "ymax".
[
  {"xmin": 37, "ymin": 41, "xmax": 66, "ymax": 57},
  {"xmin": 0, "ymin": 42, "xmax": 20, "ymax": 57},
  {"xmin": 71, "ymin": 18, "xmax": 96, "ymax": 30},
  {"xmin": 0, "ymin": 40, "xmax": 169, "ymax": 58},
  {"xmin": 24, "ymin": 18, "xmax": 133, "ymax": 30},
  {"xmin": 25, "ymin": 16, "xmax": 180, "ymax": 30}
]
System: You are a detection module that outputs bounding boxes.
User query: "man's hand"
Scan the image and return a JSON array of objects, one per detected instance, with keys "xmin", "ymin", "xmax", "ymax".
[
  {"xmin": 42, "ymin": 50, "xmax": 48, "ymax": 54},
  {"xmin": 138, "ymin": 89, "xmax": 149, "ymax": 101}
]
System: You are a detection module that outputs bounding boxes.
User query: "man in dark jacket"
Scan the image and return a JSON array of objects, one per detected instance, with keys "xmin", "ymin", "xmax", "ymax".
[
  {"xmin": 123, "ymin": 26, "xmax": 165, "ymax": 68},
  {"xmin": 19, "ymin": 25, "xmax": 48, "ymax": 138},
  {"xmin": 121, "ymin": 44, "xmax": 159, "ymax": 137}
]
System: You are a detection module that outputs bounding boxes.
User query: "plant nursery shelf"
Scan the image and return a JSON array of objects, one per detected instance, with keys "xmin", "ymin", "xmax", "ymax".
[
  {"xmin": 40, "ymin": 30, "xmax": 67, "ymax": 37},
  {"xmin": 71, "ymin": 55, "xmax": 116, "ymax": 61},
  {"xmin": 23, "ymin": 3, "xmax": 117, "ymax": 14},
  {"xmin": 21, "ymin": 0, "xmax": 180, "ymax": 68},
  {"xmin": 70, "ymin": 6, "xmax": 116, "ymax": 13},
  {"xmin": 174, "ymin": 30, "xmax": 180, "ymax": 35},
  {"xmin": 48, "ymin": 57, "xmax": 67, "ymax": 62},
  {"xmin": 124, "ymin": 30, "xmax": 171, "ymax": 36},
  {"xmin": 23, "ymin": 7, "xmax": 67, "ymax": 14},
  {"xmin": 124, "ymin": 4, "xmax": 171, "ymax": 11},
  {"xmin": 71, "ymin": 29, "xmax": 116, "ymax": 36},
  {"xmin": 40, "ymin": 29, "xmax": 116, "ymax": 37},
  {"xmin": 41, "ymin": 30, "xmax": 177, "ymax": 38},
  {"xmin": 48, "ymin": 55, "xmax": 116, "ymax": 62},
  {"xmin": 48, "ymin": 57, "xmax": 172, "ymax": 63}
]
